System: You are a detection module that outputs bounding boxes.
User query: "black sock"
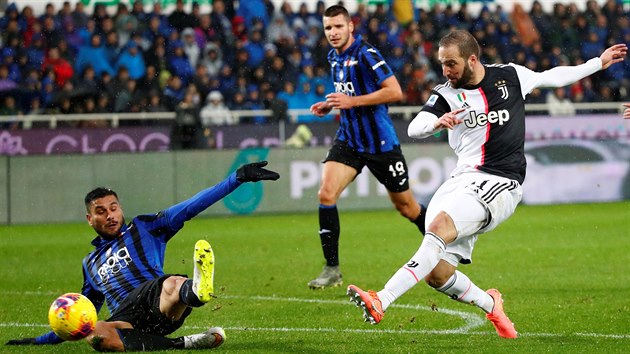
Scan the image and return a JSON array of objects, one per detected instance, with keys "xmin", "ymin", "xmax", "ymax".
[
  {"xmin": 412, "ymin": 203, "xmax": 427, "ymax": 235},
  {"xmin": 117, "ymin": 328, "xmax": 181, "ymax": 351},
  {"xmin": 319, "ymin": 204, "xmax": 340, "ymax": 266},
  {"xmin": 179, "ymin": 279, "xmax": 204, "ymax": 307}
]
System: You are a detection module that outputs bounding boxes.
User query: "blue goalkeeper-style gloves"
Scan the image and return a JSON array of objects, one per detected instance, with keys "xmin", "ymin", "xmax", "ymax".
[{"xmin": 236, "ymin": 161, "xmax": 280, "ymax": 182}]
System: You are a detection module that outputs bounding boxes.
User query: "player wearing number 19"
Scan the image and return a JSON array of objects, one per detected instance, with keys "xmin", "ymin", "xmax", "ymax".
[{"xmin": 308, "ymin": 5, "xmax": 426, "ymax": 289}]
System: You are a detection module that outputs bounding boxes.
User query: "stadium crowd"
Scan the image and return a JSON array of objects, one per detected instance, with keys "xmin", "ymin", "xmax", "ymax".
[{"xmin": 0, "ymin": 0, "xmax": 629, "ymax": 129}]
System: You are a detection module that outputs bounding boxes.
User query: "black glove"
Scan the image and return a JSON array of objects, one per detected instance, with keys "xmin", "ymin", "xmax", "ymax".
[
  {"xmin": 6, "ymin": 338, "xmax": 37, "ymax": 345},
  {"xmin": 236, "ymin": 161, "xmax": 280, "ymax": 182}
]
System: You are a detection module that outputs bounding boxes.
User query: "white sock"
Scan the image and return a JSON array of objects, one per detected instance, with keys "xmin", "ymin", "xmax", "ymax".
[
  {"xmin": 436, "ymin": 270, "xmax": 494, "ymax": 313},
  {"xmin": 378, "ymin": 232, "xmax": 446, "ymax": 311}
]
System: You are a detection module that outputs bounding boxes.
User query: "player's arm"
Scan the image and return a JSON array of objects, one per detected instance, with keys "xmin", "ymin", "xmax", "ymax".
[
  {"xmin": 326, "ymin": 75, "xmax": 402, "ymax": 109},
  {"xmin": 408, "ymin": 93, "xmax": 464, "ymax": 138},
  {"xmin": 623, "ymin": 103, "xmax": 630, "ymax": 119},
  {"xmin": 514, "ymin": 44, "xmax": 627, "ymax": 95},
  {"xmin": 163, "ymin": 162, "xmax": 280, "ymax": 230}
]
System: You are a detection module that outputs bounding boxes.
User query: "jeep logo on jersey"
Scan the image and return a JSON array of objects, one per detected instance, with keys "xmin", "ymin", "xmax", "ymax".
[
  {"xmin": 97, "ymin": 247, "xmax": 132, "ymax": 284},
  {"xmin": 334, "ymin": 81, "xmax": 356, "ymax": 96},
  {"xmin": 464, "ymin": 109, "xmax": 510, "ymax": 128}
]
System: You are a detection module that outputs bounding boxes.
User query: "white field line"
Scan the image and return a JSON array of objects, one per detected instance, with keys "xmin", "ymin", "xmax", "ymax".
[{"xmin": 2, "ymin": 292, "xmax": 629, "ymax": 339}]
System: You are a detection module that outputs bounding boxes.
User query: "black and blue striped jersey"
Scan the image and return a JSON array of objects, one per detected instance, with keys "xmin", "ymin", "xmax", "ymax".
[
  {"xmin": 327, "ymin": 35, "xmax": 399, "ymax": 154},
  {"xmin": 80, "ymin": 173, "xmax": 241, "ymax": 315},
  {"xmin": 35, "ymin": 173, "xmax": 242, "ymax": 344}
]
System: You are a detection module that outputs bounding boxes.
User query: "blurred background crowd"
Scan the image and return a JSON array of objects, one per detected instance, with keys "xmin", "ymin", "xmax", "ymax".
[{"xmin": 0, "ymin": 0, "xmax": 629, "ymax": 128}]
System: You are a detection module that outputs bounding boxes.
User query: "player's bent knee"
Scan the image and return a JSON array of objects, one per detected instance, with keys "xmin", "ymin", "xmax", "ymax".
[
  {"xmin": 162, "ymin": 276, "xmax": 187, "ymax": 298},
  {"xmin": 86, "ymin": 321, "xmax": 130, "ymax": 352}
]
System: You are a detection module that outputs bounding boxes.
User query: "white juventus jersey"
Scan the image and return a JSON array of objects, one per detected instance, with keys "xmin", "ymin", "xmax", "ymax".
[{"xmin": 422, "ymin": 64, "xmax": 531, "ymax": 184}]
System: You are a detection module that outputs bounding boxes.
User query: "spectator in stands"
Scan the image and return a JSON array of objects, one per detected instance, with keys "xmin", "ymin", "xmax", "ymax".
[
  {"xmin": 0, "ymin": 96, "xmax": 22, "ymax": 129},
  {"xmin": 75, "ymin": 33, "xmax": 115, "ymax": 77},
  {"xmin": 163, "ymin": 75, "xmax": 185, "ymax": 111},
  {"xmin": 167, "ymin": 40, "xmax": 194, "ymax": 86},
  {"xmin": 145, "ymin": 90, "xmax": 166, "ymax": 113},
  {"xmin": 42, "ymin": 47, "xmax": 73, "ymax": 88},
  {"xmin": 546, "ymin": 87, "xmax": 576, "ymax": 116},
  {"xmin": 194, "ymin": 14, "xmax": 218, "ymax": 50},
  {"xmin": 237, "ymin": 0, "xmax": 269, "ymax": 29},
  {"xmin": 168, "ymin": 0, "xmax": 196, "ymax": 32},
  {"xmin": 116, "ymin": 41, "xmax": 146, "ymax": 80},
  {"xmin": 170, "ymin": 86, "xmax": 201, "ymax": 150},
  {"xmin": 104, "ymin": 30, "xmax": 121, "ymax": 64},
  {"xmin": 200, "ymin": 90, "xmax": 235, "ymax": 126},
  {"xmin": 72, "ymin": 65, "xmax": 98, "ymax": 97},
  {"xmin": 130, "ymin": 0, "xmax": 148, "ymax": 27},
  {"xmin": 200, "ymin": 42, "xmax": 223, "ymax": 78},
  {"xmin": 114, "ymin": 3, "xmax": 139, "ymax": 46},
  {"xmin": 181, "ymin": 28, "xmax": 200, "ymax": 69},
  {"xmin": 267, "ymin": 14, "xmax": 295, "ymax": 45},
  {"xmin": 210, "ymin": 0, "xmax": 234, "ymax": 50}
]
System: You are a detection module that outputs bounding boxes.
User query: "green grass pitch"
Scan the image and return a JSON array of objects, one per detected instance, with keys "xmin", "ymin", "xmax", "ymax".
[{"xmin": 1, "ymin": 202, "xmax": 629, "ymax": 353}]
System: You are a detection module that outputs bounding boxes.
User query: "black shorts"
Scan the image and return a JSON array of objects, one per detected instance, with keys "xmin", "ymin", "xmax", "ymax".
[
  {"xmin": 323, "ymin": 140, "xmax": 410, "ymax": 192},
  {"xmin": 107, "ymin": 274, "xmax": 192, "ymax": 336}
]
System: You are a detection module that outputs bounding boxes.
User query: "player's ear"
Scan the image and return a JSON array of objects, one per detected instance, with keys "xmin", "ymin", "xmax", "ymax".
[
  {"xmin": 86, "ymin": 214, "xmax": 93, "ymax": 226},
  {"xmin": 348, "ymin": 19, "xmax": 354, "ymax": 33}
]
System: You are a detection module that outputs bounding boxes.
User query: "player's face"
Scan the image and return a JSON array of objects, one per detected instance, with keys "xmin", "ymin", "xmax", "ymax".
[
  {"xmin": 323, "ymin": 14, "xmax": 354, "ymax": 52},
  {"xmin": 438, "ymin": 45, "xmax": 474, "ymax": 89},
  {"xmin": 86, "ymin": 195, "xmax": 124, "ymax": 239}
]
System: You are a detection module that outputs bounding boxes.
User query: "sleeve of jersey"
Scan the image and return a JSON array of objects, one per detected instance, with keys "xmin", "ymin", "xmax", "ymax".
[
  {"xmin": 511, "ymin": 57, "xmax": 602, "ymax": 96},
  {"xmin": 408, "ymin": 94, "xmax": 450, "ymax": 139},
  {"xmin": 34, "ymin": 331, "xmax": 64, "ymax": 345},
  {"xmin": 163, "ymin": 172, "xmax": 242, "ymax": 231},
  {"xmin": 362, "ymin": 47, "xmax": 393, "ymax": 84}
]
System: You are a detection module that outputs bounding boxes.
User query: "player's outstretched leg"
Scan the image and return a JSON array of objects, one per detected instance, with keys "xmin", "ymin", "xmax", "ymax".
[
  {"xmin": 485, "ymin": 289, "xmax": 518, "ymax": 338},
  {"xmin": 347, "ymin": 284, "xmax": 384, "ymax": 324},
  {"xmin": 193, "ymin": 240, "xmax": 215, "ymax": 303},
  {"xmin": 308, "ymin": 265, "xmax": 342, "ymax": 289},
  {"xmin": 183, "ymin": 327, "xmax": 226, "ymax": 349}
]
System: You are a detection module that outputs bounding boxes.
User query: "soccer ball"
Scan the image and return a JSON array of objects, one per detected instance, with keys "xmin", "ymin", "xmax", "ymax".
[{"xmin": 48, "ymin": 293, "xmax": 97, "ymax": 341}]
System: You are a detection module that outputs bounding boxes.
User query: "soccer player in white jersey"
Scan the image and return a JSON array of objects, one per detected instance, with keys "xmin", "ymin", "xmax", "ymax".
[{"xmin": 346, "ymin": 30, "xmax": 627, "ymax": 338}]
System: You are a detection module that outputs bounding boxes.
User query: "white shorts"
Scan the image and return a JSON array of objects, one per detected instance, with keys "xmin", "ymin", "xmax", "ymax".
[{"xmin": 425, "ymin": 170, "xmax": 523, "ymax": 266}]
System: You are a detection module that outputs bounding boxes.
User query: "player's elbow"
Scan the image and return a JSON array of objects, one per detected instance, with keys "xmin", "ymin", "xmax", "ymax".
[{"xmin": 391, "ymin": 87, "xmax": 403, "ymax": 102}]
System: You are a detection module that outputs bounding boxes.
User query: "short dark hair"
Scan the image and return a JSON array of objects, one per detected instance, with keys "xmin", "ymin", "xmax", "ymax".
[
  {"xmin": 324, "ymin": 5, "xmax": 350, "ymax": 19},
  {"xmin": 85, "ymin": 187, "xmax": 118, "ymax": 211},
  {"xmin": 439, "ymin": 30, "xmax": 481, "ymax": 59}
]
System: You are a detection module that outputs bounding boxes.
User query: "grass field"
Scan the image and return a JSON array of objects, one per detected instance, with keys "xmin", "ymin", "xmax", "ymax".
[{"xmin": 1, "ymin": 202, "xmax": 629, "ymax": 353}]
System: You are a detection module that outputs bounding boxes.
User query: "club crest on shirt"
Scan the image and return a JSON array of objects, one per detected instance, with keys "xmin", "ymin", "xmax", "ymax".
[{"xmin": 495, "ymin": 80, "xmax": 509, "ymax": 100}]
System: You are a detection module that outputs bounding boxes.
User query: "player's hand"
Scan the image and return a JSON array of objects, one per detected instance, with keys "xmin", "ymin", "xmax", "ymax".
[
  {"xmin": 623, "ymin": 103, "xmax": 630, "ymax": 120},
  {"xmin": 435, "ymin": 108, "xmax": 466, "ymax": 130},
  {"xmin": 310, "ymin": 101, "xmax": 333, "ymax": 117},
  {"xmin": 236, "ymin": 161, "xmax": 280, "ymax": 182},
  {"xmin": 325, "ymin": 93, "xmax": 354, "ymax": 110},
  {"xmin": 600, "ymin": 44, "xmax": 627, "ymax": 70},
  {"xmin": 5, "ymin": 338, "xmax": 37, "ymax": 345}
]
